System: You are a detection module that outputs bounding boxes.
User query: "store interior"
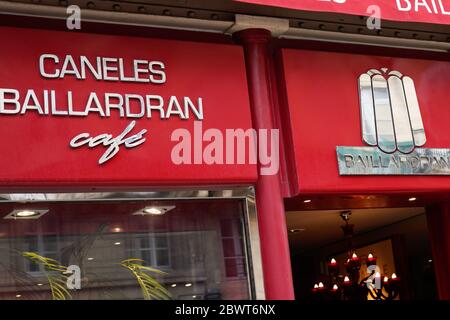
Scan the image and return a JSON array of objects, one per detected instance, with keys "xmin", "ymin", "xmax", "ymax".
[{"xmin": 286, "ymin": 197, "xmax": 437, "ymax": 300}]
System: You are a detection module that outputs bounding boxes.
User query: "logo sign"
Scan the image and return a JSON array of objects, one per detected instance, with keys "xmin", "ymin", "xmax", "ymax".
[
  {"xmin": 0, "ymin": 27, "xmax": 256, "ymax": 187},
  {"xmin": 235, "ymin": 0, "xmax": 450, "ymax": 26},
  {"xmin": 337, "ymin": 68, "xmax": 450, "ymax": 175}
]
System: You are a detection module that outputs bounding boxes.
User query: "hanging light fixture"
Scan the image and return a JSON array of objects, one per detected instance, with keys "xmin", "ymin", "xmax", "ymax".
[{"xmin": 311, "ymin": 211, "xmax": 401, "ymax": 300}]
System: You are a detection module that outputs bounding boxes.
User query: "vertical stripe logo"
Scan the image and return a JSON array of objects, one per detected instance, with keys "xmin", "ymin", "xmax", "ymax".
[{"xmin": 358, "ymin": 68, "xmax": 426, "ymax": 154}]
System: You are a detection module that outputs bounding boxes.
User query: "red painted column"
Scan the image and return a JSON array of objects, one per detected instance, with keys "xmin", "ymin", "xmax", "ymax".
[
  {"xmin": 426, "ymin": 203, "xmax": 450, "ymax": 299},
  {"xmin": 234, "ymin": 28, "xmax": 295, "ymax": 300}
]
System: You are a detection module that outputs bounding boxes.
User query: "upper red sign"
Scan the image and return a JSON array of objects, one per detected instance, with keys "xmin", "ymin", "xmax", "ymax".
[
  {"xmin": 281, "ymin": 48, "xmax": 450, "ymax": 194},
  {"xmin": 236, "ymin": 0, "xmax": 450, "ymax": 25},
  {"xmin": 0, "ymin": 27, "xmax": 257, "ymax": 189}
]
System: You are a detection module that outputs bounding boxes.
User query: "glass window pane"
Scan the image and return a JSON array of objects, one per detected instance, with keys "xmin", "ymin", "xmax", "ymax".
[{"xmin": 0, "ymin": 198, "xmax": 251, "ymax": 300}]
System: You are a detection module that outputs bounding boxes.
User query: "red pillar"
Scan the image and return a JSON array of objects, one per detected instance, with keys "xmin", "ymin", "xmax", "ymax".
[
  {"xmin": 426, "ymin": 203, "xmax": 450, "ymax": 299},
  {"xmin": 234, "ymin": 28, "xmax": 295, "ymax": 300}
]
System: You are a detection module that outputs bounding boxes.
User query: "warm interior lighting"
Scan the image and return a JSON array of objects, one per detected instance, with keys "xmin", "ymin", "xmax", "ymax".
[
  {"xmin": 318, "ymin": 282, "xmax": 324, "ymax": 288},
  {"xmin": 330, "ymin": 258, "xmax": 337, "ymax": 264},
  {"xmin": 114, "ymin": 242, "xmax": 121, "ymax": 246},
  {"xmin": 383, "ymin": 276, "xmax": 389, "ymax": 282},
  {"xmin": 303, "ymin": 199, "xmax": 311, "ymax": 203},
  {"xmin": 408, "ymin": 197, "xmax": 417, "ymax": 201},
  {"xmin": 37, "ymin": 283, "xmax": 43, "ymax": 286},
  {"xmin": 391, "ymin": 273, "xmax": 397, "ymax": 279},
  {"xmin": 344, "ymin": 276, "xmax": 350, "ymax": 282},
  {"xmin": 332, "ymin": 284, "xmax": 338, "ymax": 290},
  {"xmin": 368, "ymin": 253, "xmax": 374, "ymax": 259},
  {"xmin": 171, "ymin": 284, "xmax": 177, "ymax": 288},
  {"xmin": 87, "ymin": 257, "xmax": 94, "ymax": 261},
  {"xmin": 375, "ymin": 272, "xmax": 381, "ymax": 278},
  {"xmin": 314, "ymin": 284, "xmax": 319, "ymax": 289},
  {"xmin": 185, "ymin": 283, "xmax": 192, "ymax": 287},
  {"xmin": 15, "ymin": 294, "xmax": 21, "ymax": 298},
  {"xmin": 143, "ymin": 207, "xmax": 163, "ymax": 215},
  {"xmin": 15, "ymin": 210, "xmax": 39, "ymax": 217},
  {"xmin": 112, "ymin": 227, "xmax": 122, "ymax": 232}
]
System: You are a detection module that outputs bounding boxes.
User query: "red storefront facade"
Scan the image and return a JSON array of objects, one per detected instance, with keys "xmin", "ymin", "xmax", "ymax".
[{"xmin": 0, "ymin": 0, "xmax": 449, "ymax": 300}]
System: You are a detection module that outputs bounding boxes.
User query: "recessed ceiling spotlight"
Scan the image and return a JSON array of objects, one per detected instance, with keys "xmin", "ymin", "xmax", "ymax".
[
  {"xmin": 144, "ymin": 207, "xmax": 163, "ymax": 215},
  {"xmin": 133, "ymin": 205, "xmax": 175, "ymax": 216},
  {"xmin": 87, "ymin": 257, "xmax": 94, "ymax": 261},
  {"xmin": 4, "ymin": 209, "xmax": 49, "ymax": 220},
  {"xmin": 15, "ymin": 294, "xmax": 21, "ymax": 298},
  {"xmin": 171, "ymin": 284, "xmax": 177, "ymax": 288},
  {"xmin": 185, "ymin": 283, "xmax": 192, "ymax": 287},
  {"xmin": 408, "ymin": 197, "xmax": 417, "ymax": 201},
  {"xmin": 303, "ymin": 199, "xmax": 312, "ymax": 203},
  {"xmin": 114, "ymin": 242, "xmax": 121, "ymax": 246},
  {"xmin": 112, "ymin": 227, "xmax": 122, "ymax": 233},
  {"xmin": 37, "ymin": 283, "xmax": 43, "ymax": 286}
]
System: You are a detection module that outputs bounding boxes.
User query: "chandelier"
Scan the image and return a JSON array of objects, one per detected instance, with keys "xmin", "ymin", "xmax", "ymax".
[{"xmin": 312, "ymin": 211, "xmax": 401, "ymax": 300}]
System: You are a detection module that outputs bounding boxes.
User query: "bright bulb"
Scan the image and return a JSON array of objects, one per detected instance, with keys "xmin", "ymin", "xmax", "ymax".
[
  {"xmin": 368, "ymin": 253, "xmax": 374, "ymax": 259},
  {"xmin": 303, "ymin": 199, "xmax": 311, "ymax": 203},
  {"xmin": 331, "ymin": 258, "xmax": 337, "ymax": 264},
  {"xmin": 318, "ymin": 282, "xmax": 324, "ymax": 288},
  {"xmin": 383, "ymin": 276, "xmax": 389, "ymax": 282},
  {"xmin": 143, "ymin": 207, "xmax": 163, "ymax": 215},
  {"xmin": 15, "ymin": 210, "xmax": 39, "ymax": 217},
  {"xmin": 185, "ymin": 283, "xmax": 192, "ymax": 287},
  {"xmin": 333, "ymin": 284, "xmax": 338, "ymax": 290},
  {"xmin": 352, "ymin": 253, "xmax": 358, "ymax": 258},
  {"xmin": 314, "ymin": 284, "xmax": 319, "ymax": 289},
  {"xmin": 391, "ymin": 273, "xmax": 397, "ymax": 279},
  {"xmin": 344, "ymin": 276, "xmax": 350, "ymax": 282},
  {"xmin": 408, "ymin": 197, "xmax": 417, "ymax": 201}
]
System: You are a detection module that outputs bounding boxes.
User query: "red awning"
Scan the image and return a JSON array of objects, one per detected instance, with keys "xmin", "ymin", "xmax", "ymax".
[{"xmin": 235, "ymin": 0, "xmax": 450, "ymax": 25}]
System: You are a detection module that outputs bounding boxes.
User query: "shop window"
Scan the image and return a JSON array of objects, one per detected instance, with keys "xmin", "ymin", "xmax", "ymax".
[{"xmin": 0, "ymin": 194, "xmax": 257, "ymax": 300}]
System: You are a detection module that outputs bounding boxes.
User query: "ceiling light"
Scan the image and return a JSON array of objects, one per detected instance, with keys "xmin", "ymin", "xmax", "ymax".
[
  {"xmin": 192, "ymin": 295, "xmax": 197, "ymax": 298},
  {"xmin": 37, "ymin": 283, "xmax": 43, "ymax": 286},
  {"xmin": 185, "ymin": 283, "xmax": 192, "ymax": 287},
  {"xmin": 289, "ymin": 228, "xmax": 305, "ymax": 233},
  {"xmin": 408, "ymin": 197, "xmax": 417, "ymax": 201},
  {"xmin": 87, "ymin": 257, "xmax": 94, "ymax": 261},
  {"xmin": 4, "ymin": 209, "xmax": 49, "ymax": 220},
  {"xmin": 144, "ymin": 207, "xmax": 163, "ymax": 215},
  {"xmin": 114, "ymin": 242, "xmax": 121, "ymax": 246},
  {"xmin": 133, "ymin": 205, "xmax": 175, "ymax": 216},
  {"xmin": 303, "ymin": 199, "xmax": 311, "ymax": 203},
  {"xmin": 16, "ymin": 210, "xmax": 39, "ymax": 217},
  {"xmin": 15, "ymin": 294, "xmax": 21, "ymax": 298},
  {"xmin": 171, "ymin": 284, "xmax": 177, "ymax": 288},
  {"xmin": 112, "ymin": 227, "xmax": 122, "ymax": 232}
]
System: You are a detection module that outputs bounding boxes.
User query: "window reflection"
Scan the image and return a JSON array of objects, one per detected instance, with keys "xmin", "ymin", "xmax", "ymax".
[{"xmin": 0, "ymin": 199, "xmax": 250, "ymax": 300}]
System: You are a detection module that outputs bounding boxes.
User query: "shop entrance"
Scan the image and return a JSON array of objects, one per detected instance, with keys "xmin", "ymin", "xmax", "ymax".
[
  {"xmin": 286, "ymin": 197, "xmax": 438, "ymax": 300},
  {"xmin": 0, "ymin": 189, "xmax": 264, "ymax": 300}
]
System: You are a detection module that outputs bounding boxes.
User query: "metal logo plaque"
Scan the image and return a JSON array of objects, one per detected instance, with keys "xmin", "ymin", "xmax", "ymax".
[{"xmin": 337, "ymin": 68, "xmax": 450, "ymax": 175}]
